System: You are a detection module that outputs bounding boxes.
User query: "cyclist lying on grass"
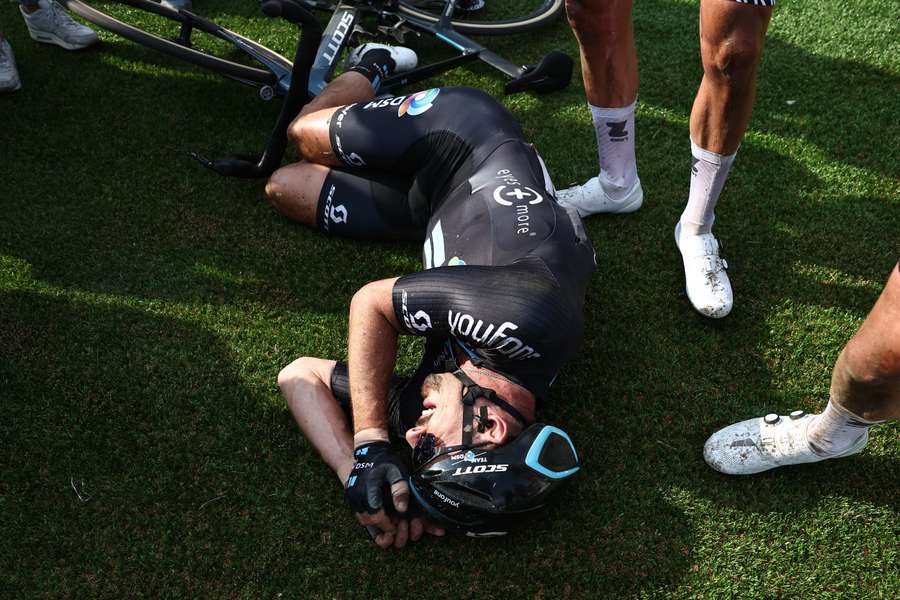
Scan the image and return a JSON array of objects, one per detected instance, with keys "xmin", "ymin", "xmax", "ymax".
[{"xmin": 270, "ymin": 44, "xmax": 591, "ymax": 548}]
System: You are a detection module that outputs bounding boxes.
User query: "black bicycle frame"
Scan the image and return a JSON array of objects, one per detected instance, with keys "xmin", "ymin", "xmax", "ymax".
[{"xmin": 307, "ymin": 0, "xmax": 528, "ymax": 96}]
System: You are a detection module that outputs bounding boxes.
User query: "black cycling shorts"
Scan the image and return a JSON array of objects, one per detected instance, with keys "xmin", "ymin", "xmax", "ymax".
[
  {"xmin": 315, "ymin": 87, "xmax": 526, "ymax": 241},
  {"xmin": 314, "ymin": 168, "xmax": 428, "ymax": 241}
]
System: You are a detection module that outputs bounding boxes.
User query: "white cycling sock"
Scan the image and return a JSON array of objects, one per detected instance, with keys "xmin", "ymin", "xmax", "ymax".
[
  {"xmin": 590, "ymin": 100, "xmax": 638, "ymax": 201},
  {"xmin": 807, "ymin": 400, "xmax": 883, "ymax": 455},
  {"xmin": 679, "ymin": 140, "xmax": 736, "ymax": 237}
]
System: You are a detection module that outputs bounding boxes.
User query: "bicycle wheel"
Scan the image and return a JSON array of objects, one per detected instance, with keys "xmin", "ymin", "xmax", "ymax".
[
  {"xmin": 398, "ymin": 0, "xmax": 564, "ymax": 35},
  {"xmin": 58, "ymin": 0, "xmax": 279, "ymax": 86}
]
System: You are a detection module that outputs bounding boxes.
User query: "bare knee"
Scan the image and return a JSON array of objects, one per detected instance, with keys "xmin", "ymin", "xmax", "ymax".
[
  {"xmin": 701, "ymin": 33, "xmax": 764, "ymax": 88},
  {"xmin": 842, "ymin": 335, "xmax": 900, "ymax": 386},
  {"xmin": 565, "ymin": 0, "xmax": 591, "ymax": 31},
  {"xmin": 278, "ymin": 356, "xmax": 331, "ymax": 394},
  {"xmin": 265, "ymin": 167, "xmax": 292, "ymax": 213},
  {"xmin": 287, "ymin": 117, "xmax": 316, "ymax": 160},
  {"xmin": 264, "ymin": 163, "xmax": 325, "ymax": 225},
  {"xmin": 832, "ymin": 336, "xmax": 900, "ymax": 420},
  {"xmin": 566, "ymin": 0, "xmax": 630, "ymax": 36}
]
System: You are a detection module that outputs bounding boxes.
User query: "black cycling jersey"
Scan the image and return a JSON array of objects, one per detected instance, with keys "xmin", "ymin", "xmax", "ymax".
[{"xmin": 321, "ymin": 87, "xmax": 596, "ymax": 434}]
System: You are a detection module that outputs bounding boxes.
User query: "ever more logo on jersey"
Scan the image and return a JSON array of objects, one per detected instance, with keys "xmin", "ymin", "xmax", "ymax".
[
  {"xmin": 493, "ymin": 168, "xmax": 543, "ymax": 237},
  {"xmin": 400, "ymin": 290, "xmax": 432, "ymax": 333},
  {"xmin": 322, "ymin": 184, "xmax": 348, "ymax": 231}
]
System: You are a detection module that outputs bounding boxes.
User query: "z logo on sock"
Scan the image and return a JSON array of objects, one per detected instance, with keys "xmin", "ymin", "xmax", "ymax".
[{"xmin": 606, "ymin": 120, "xmax": 628, "ymax": 142}]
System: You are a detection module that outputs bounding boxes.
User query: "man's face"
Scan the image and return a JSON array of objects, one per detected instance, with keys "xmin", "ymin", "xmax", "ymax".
[{"xmin": 404, "ymin": 373, "xmax": 466, "ymax": 450}]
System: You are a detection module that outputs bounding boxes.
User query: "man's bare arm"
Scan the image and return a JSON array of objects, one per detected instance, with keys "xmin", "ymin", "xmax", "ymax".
[
  {"xmin": 344, "ymin": 277, "xmax": 411, "ymax": 539},
  {"xmin": 347, "ymin": 277, "xmax": 402, "ymax": 436}
]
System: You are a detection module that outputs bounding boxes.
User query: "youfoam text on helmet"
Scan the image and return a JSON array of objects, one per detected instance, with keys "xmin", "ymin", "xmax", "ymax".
[
  {"xmin": 432, "ymin": 489, "xmax": 460, "ymax": 507},
  {"xmin": 448, "ymin": 310, "xmax": 541, "ymax": 360}
]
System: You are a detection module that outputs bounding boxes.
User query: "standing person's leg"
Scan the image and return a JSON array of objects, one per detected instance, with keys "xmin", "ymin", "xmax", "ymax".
[
  {"xmin": 676, "ymin": 0, "xmax": 772, "ymax": 318},
  {"xmin": 19, "ymin": 0, "xmax": 98, "ymax": 50},
  {"xmin": 557, "ymin": 0, "xmax": 643, "ymax": 215},
  {"xmin": 0, "ymin": 33, "xmax": 22, "ymax": 93},
  {"xmin": 808, "ymin": 262, "xmax": 900, "ymax": 441},
  {"xmin": 704, "ymin": 262, "xmax": 900, "ymax": 475}
]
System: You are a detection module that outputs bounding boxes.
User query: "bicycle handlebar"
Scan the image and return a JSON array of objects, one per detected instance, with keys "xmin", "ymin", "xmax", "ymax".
[{"xmin": 193, "ymin": 0, "xmax": 322, "ymax": 179}]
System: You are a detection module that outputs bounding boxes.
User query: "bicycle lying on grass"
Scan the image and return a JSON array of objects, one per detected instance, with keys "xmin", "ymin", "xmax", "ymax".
[
  {"xmin": 58, "ymin": 0, "xmax": 571, "ymax": 99},
  {"xmin": 57, "ymin": 0, "xmax": 573, "ymax": 178}
]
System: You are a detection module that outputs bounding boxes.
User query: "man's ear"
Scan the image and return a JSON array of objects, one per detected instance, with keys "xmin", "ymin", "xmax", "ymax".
[{"xmin": 478, "ymin": 405, "xmax": 511, "ymax": 446}]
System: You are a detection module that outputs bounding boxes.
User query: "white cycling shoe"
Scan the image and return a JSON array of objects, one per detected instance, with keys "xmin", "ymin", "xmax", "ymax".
[
  {"xmin": 556, "ymin": 176, "xmax": 643, "ymax": 216},
  {"xmin": 675, "ymin": 222, "xmax": 733, "ymax": 319},
  {"xmin": 704, "ymin": 410, "xmax": 869, "ymax": 475},
  {"xmin": 0, "ymin": 39, "xmax": 22, "ymax": 93},
  {"xmin": 345, "ymin": 43, "xmax": 418, "ymax": 74},
  {"xmin": 21, "ymin": 0, "xmax": 98, "ymax": 50}
]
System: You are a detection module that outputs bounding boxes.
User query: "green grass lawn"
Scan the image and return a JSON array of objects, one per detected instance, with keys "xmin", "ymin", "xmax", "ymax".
[{"xmin": 1, "ymin": 0, "xmax": 898, "ymax": 598}]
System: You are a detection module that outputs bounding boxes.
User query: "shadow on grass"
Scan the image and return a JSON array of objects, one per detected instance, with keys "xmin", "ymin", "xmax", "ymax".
[
  {"xmin": 0, "ymin": 289, "xmax": 322, "ymax": 596},
  {"xmin": 1, "ymin": 1, "xmax": 897, "ymax": 595},
  {"xmin": 0, "ymin": 36, "xmax": 420, "ymax": 314},
  {"xmin": 0, "ymin": 288, "xmax": 695, "ymax": 598}
]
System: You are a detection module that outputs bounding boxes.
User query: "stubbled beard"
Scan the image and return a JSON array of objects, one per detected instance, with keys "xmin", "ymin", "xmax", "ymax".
[
  {"xmin": 421, "ymin": 373, "xmax": 442, "ymax": 395},
  {"xmin": 415, "ymin": 375, "xmax": 444, "ymax": 428}
]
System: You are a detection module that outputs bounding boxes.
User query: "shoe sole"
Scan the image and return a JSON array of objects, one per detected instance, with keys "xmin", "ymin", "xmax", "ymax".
[
  {"xmin": 27, "ymin": 29, "xmax": 96, "ymax": 50},
  {"xmin": 0, "ymin": 79, "xmax": 22, "ymax": 92}
]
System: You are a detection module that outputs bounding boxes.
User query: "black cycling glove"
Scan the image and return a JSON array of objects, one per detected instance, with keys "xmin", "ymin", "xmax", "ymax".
[{"xmin": 345, "ymin": 441, "xmax": 409, "ymax": 515}]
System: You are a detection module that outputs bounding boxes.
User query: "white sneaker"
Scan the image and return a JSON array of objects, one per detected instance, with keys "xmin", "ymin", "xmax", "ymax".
[
  {"xmin": 457, "ymin": 0, "xmax": 485, "ymax": 11},
  {"xmin": 159, "ymin": 0, "xmax": 193, "ymax": 10},
  {"xmin": 345, "ymin": 43, "xmax": 417, "ymax": 74},
  {"xmin": 704, "ymin": 410, "xmax": 869, "ymax": 475},
  {"xmin": 675, "ymin": 222, "xmax": 733, "ymax": 318},
  {"xmin": 555, "ymin": 176, "xmax": 643, "ymax": 216},
  {"xmin": 20, "ymin": 0, "xmax": 98, "ymax": 50},
  {"xmin": 0, "ymin": 39, "xmax": 22, "ymax": 93}
]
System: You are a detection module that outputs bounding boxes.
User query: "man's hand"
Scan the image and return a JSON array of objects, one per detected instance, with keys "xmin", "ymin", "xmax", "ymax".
[
  {"xmin": 345, "ymin": 441, "xmax": 410, "ymax": 537},
  {"xmin": 366, "ymin": 515, "xmax": 447, "ymax": 549}
]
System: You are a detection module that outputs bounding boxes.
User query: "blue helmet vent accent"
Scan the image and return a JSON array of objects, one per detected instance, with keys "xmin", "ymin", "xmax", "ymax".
[{"xmin": 524, "ymin": 425, "xmax": 580, "ymax": 480}]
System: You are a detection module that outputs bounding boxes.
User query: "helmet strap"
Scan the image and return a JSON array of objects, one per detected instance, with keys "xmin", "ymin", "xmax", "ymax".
[{"xmin": 453, "ymin": 370, "xmax": 529, "ymax": 448}]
